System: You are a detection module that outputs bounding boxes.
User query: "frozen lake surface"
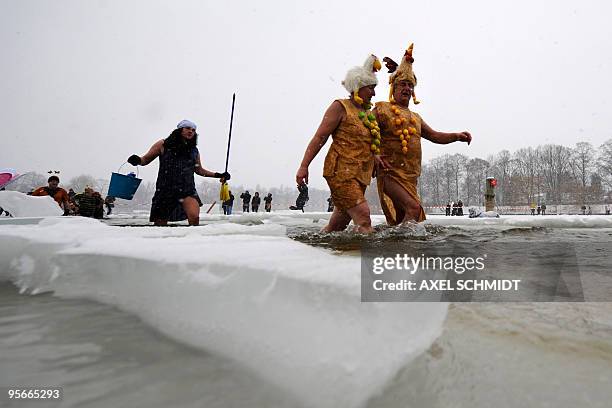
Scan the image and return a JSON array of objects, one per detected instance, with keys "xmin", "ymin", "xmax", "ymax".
[{"xmin": 1, "ymin": 195, "xmax": 611, "ymax": 408}]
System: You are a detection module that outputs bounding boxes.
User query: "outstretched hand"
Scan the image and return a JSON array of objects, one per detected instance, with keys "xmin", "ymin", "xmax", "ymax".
[
  {"xmin": 127, "ymin": 154, "xmax": 141, "ymax": 166},
  {"xmin": 214, "ymin": 171, "xmax": 231, "ymax": 181},
  {"xmin": 296, "ymin": 166, "xmax": 309, "ymax": 186},
  {"xmin": 457, "ymin": 132, "xmax": 472, "ymax": 145}
]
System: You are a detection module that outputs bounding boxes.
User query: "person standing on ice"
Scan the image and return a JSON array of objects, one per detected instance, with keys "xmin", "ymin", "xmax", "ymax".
[
  {"xmin": 457, "ymin": 200, "xmax": 464, "ymax": 216},
  {"xmin": 240, "ymin": 190, "xmax": 251, "ymax": 213},
  {"xmin": 296, "ymin": 54, "xmax": 382, "ymax": 233},
  {"xmin": 251, "ymin": 192, "xmax": 261, "ymax": 212},
  {"xmin": 222, "ymin": 190, "xmax": 234, "ymax": 215},
  {"xmin": 31, "ymin": 175, "xmax": 71, "ymax": 215},
  {"xmin": 372, "ymin": 43, "xmax": 472, "ymax": 225},
  {"xmin": 104, "ymin": 195, "xmax": 115, "ymax": 215},
  {"xmin": 264, "ymin": 193, "xmax": 273, "ymax": 212},
  {"xmin": 127, "ymin": 120, "xmax": 230, "ymax": 226}
]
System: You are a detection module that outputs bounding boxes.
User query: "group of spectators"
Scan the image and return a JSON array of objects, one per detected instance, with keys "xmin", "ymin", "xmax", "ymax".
[
  {"xmin": 529, "ymin": 203, "xmax": 548, "ymax": 215},
  {"xmin": 30, "ymin": 176, "xmax": 115, "ymax": 219},
  {"xmin": 237, "ymin": 191, "xmax": 273, "ymax": 213},
  {"xmin": 224, "ymin": 185, "xmax": 316, "ymax": 215},
  {"xmin": 445, "ymin": 200, "xmax": 464, "ymax": 216}
]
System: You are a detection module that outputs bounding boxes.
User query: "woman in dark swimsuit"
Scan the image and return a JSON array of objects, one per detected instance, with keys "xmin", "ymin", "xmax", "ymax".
[{"xmin": 128, "ymin": 120, "xmax": 230, "ymax": 226}]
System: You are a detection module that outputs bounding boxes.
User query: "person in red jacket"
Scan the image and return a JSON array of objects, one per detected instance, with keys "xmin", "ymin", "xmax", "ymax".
[{"xmin": 31, "ymin": 175, "xmax": 71, "ymax": 214}]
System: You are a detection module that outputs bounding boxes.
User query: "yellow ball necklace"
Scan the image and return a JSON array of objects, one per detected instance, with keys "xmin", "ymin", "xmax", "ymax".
[
  {"xmin": 391, "ymin": 104, "xmax": 416, "ymax": 155},
  {"xmin": 358, "ymin": 110, "xmax": 381, "ymax": 155}
]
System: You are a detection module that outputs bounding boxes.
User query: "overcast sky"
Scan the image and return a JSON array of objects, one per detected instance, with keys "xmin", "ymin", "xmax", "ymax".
[{"xmin": 2, "ymin": 0, "xmax": 611, "ymax": 190}]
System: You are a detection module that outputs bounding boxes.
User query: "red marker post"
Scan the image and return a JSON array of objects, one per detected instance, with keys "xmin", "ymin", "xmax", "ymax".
[{"xmin": 485, "ymin": 177, "xmax": 497, "ymax": 212}]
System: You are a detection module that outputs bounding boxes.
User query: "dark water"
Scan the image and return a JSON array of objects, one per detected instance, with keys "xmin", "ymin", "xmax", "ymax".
[
  {"xmin": 288, "ymin": 224, "xmax": 612, "ymax": 302},
  {"xmin": 0, "ymin": 283, "xmax": 299, "ymax": 408},
  {"xmin": 285, "ymin": 224, "xmax": 612, "ymax": 407}
]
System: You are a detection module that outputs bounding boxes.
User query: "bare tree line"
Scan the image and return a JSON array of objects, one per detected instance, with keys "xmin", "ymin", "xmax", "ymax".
[{"xmin": 419, "ymin": 140, "xmax": 612, "ymax": 207}]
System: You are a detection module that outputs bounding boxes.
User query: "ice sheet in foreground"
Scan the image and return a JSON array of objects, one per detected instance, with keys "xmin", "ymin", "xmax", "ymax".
[{"xmin": 0, "ymin": 217, "xmax": 447, "ymax": 408}]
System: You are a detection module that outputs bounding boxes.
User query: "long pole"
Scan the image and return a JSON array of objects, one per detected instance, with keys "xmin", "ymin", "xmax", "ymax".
[{"xmin": 224, "ymin": 93, "xmax": 236, "ymax": 172}]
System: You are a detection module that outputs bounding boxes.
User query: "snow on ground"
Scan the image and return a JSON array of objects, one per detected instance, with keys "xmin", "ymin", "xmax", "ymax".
[
  {"xmin": 0, "ymin": 214, "xmax": 447, "ymax": 408},
  {"xmin": 196, "ymin": 211, "xmax": 612, "ymax": 229},
  {"xmin": 0, "ymin": 190, "xmax": 62, "ymax": 217},
  {"xmin": 423, "ymin": 214, "xmax": 612, "ymax": 229}
]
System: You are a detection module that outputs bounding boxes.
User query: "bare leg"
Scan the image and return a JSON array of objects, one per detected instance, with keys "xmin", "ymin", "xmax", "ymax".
[
  {"xmin": 153, "ymin": 219, "xmax": 168, "ymax": 226},
  {"xmin": 346, "ymin": 201, "xmax": 374, "ymax": 233},
  {"xmin": 382, "ymin": 177, "xmax": 422, "ymax": 223},
  {"xmin": 394, "ymin": 206, "xmax": 406, "ymax": 226},
  {"xmin": 182, "ymin": 196, "xmax": 201, "ymax": 226},
  {"xmin": 322, "ymin": 206, "xmax": 351, "ymax": 232}
]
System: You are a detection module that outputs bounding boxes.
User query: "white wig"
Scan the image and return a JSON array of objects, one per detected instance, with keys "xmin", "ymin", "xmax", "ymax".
[{"xmin": 342, "ymin": 55, "xmax": 379, "ymax": 93}]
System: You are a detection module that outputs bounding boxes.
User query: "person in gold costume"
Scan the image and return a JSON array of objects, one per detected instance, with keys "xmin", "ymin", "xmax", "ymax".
[
  {"xmin": 374, "ymin": 44, "xmax": 472, "ymax": 225},
  {"xmin": 296, "ymin": 55, "xmax": 383, "ymax": 233}
]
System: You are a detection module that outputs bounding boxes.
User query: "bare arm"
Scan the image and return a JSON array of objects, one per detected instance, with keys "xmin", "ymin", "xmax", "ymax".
[
  {"xmin": 420, "ymin": 119, "xmax": 471, "ymax": 145},
  {"xmin": 139, "ymin": 140, "xmax": 165, "ymax": 165},
  {"xmin": 296, "ymin": 101, "xmax": 344, "ymax": 185},
  {"xmin": 194, "ymin": 153, "xmax": 217, "ymax": 177}
]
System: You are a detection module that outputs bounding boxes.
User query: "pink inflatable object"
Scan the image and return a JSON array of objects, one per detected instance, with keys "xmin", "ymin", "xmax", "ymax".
[{"xmin": 0, "ymin": 169, "xmax": 19, "ymax": 189}]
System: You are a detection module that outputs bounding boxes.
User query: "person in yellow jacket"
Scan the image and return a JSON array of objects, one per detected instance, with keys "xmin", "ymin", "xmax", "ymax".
[
  {"xmin": 373, "ymin": 44, "xmax": 472, "ymax": 225},
  {"xmin": 220, "ymin": 177, "xmax": 230, "ymax": 214},
  {"xmin": 296, "ymin": 55, "xmax": 383, "ymax": 233}
]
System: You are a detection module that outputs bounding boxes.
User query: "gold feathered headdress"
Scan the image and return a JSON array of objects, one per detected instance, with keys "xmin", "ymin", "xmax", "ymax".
[{"xmin": 385, "ymin": 43, "xmax": 420, "ymax": 104}]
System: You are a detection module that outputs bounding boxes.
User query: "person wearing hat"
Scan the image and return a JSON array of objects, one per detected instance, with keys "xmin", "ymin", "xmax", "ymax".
[
  {"xmin": 296, "ymin": 55, "xmax": 383, "ymax": 233},
  {"xmin": 31, "ymin": 175, "xmax": 71, "ymax": 215},
  {"xmin": 127, "ymin": 120, "xmax": 230, "ymax": 226},
  {"xmin": 373, "ymin": 44, "xmax": 472, "ymax": 225}
]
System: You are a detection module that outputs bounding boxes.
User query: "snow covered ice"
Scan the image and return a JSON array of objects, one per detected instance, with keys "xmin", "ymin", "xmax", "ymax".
[{"xmin": 0, "ymin": 190, "xmax": 62, "ymax": 218}]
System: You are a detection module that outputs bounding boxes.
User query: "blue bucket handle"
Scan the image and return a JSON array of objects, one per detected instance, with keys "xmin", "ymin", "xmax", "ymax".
[{"xmin": 117, "ymin": 162, "xmax": 139, "ymax": 177}]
